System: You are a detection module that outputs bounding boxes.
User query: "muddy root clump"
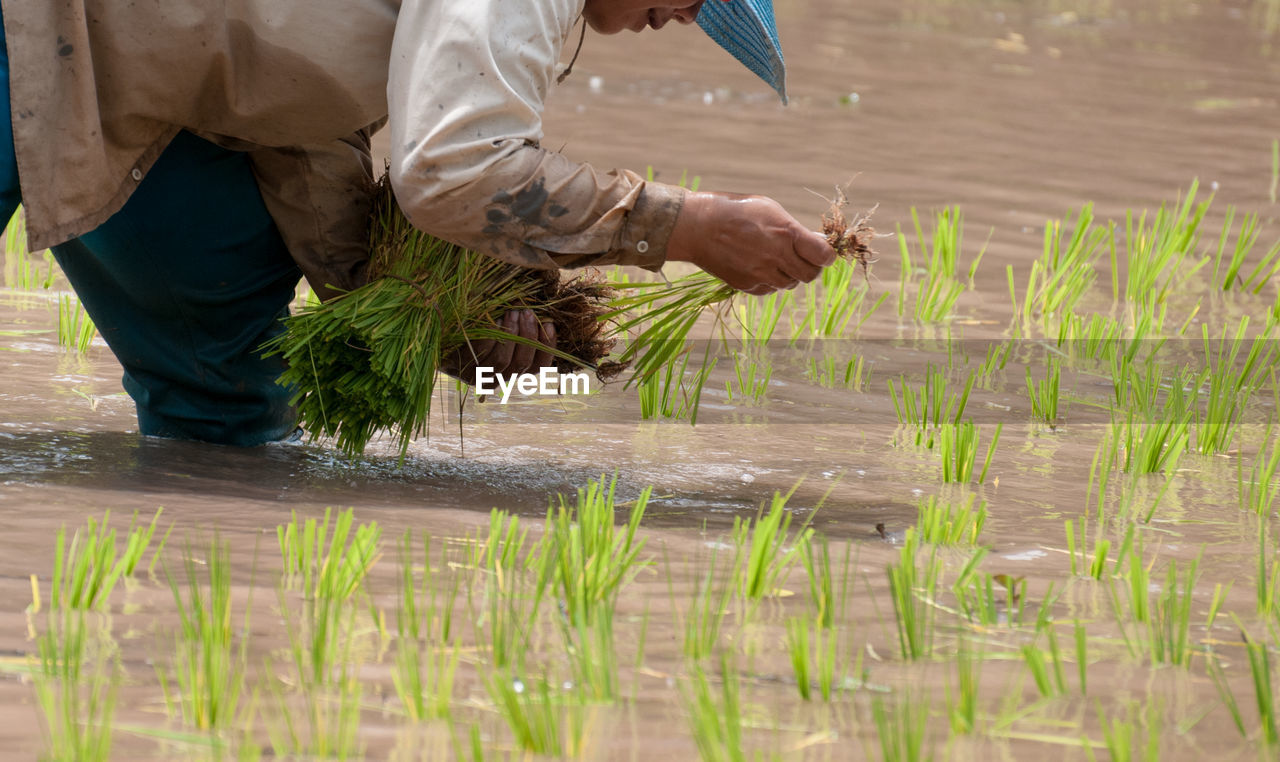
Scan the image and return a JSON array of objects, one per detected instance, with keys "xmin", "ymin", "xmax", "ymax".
[
  {"xmin": 520, "ymin": 267, "xmax": 624, "ymax": 380},
  {"xmin": 821, "ymin": 186, "xmax": 877, "ymax": 278}
]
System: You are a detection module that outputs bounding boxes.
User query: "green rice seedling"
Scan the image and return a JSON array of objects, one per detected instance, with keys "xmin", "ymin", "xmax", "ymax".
[
  {"xmin": 1084, "ymin": 424, "xmax": 1123, "ymax": 518},
  {"xmin": 938, "ymin": 421, "xmax": 1001, "ymax": 484},
  {"xmin": 1205, "ymin": 580, "xmax": 1231, "ymax": 635},
  {"xmin": 535, "ymin": 478, "xmax": 649, "ymax": 698},
  {"xmin": 1107, "ymin": 556, "xmax": 1148, "ymax": 659},
  {"xmin": 1021, "ymin": 626, "xmax": 1068, "ymax": 699},
  {"xmin": 1213, "ymin": 206, "xmax": 1280, "ymax": 293},
  {"xmin": 1111, "ymin": 354, "xmax": 1166, "ymax": 420},
  {"xmin": 472, "ymin": 508, "xmax": 530, "ymax": 575},
  {"xmin": 1020, "ymin": 204, "xmax": 1111, "ymax": 326},
  {"xmin": 736, "ymin": 288, "xmax": 791, "ymax": 348},
  {"xmin": 887, "ymin": 528, "xmax": 942, "ymax": 660},
  {"xmin": 725, "ymin": 350, "xmax": 771, "ymax": 404},
  {"xmin": 896, "ymin": 206, "xmax": 987, "ymax": 323},
  {"xmin": 731, "ymin": 489, "xmax": 813, "ymax": 600},
  {"xmin": 975, "ymin": 339, "xmax": 1012, "ymax": 385},
  {"xmin": 3, "ymin": 207, "xmax": 29, "ymax": 283},
  {"xmin": 1120, "ymin": 541, "xmax": 1151, "ymax": 623},
  {"xmin": 159, "ymin": 538, "xmax": 248, "ymax": 733},
  {"xmin": 1209, "ymin": 622, "xmax": 1280, "ymax": 746},
  {"xmin": 49, "ymin": 509, "xmax": 167, "ymax": 610},
  {"xmin": 265, "ymin": 637, "xmax": 365, "ymax": 761},
  {"xmin": 485, "ymin": 669, "xmax": 588, "ymax": 757},
  {"xmin": 1057, "ymin": 311, "xmax": 1124, "ymax": 369},
  {"xmin": 786, "ymin": 615, "xmax": 814, "ymax": 700},
  {"xmin": 275, "ymin": 514, "xmax": 382, "ymax": 699},
  {"xmin": 3, "ymin": 207, "xmax": 57, "ymax": 292},
  {"xmin": 562, "ymin": 605, "xmax": 619, "ymax": 702},
  {"xmin": 681, "ymin": 654, "xmax": 747, "ymax": 762},
  {"xmin": 1064, "ymin": 516, "xmax": 1112, "ymax": 580},
  {"xmin": 680, "ymin": 549, "xmax": 735, "ymax": 662},
  {"xmin": 56, "ymin": 294, "xmax": 97, "ymax": 353},
  {"xmin": 1118, "ymin": 416, "xmax": 1188, "ymax": 475},
  {"xmin": 271, "ymin": 558, "xmax": 369, "ymax": 758},
  {"xmin": 952, "ymin": 554, "xmax": 1028, "ymax": 627},
  {"xmin": 276, "ymin": 507, "xmax": 382, "ymax": 601},
  {"xmin": 1121, "ymin": 180, "xmax": 1212, "ymax": 310},
  {"xmin": 1116, "ymin": 472, "xmax": 1177, "ymax": 525},
  {"xmin": 806, "ymin": 353, "xmax": 869, "ymax": 391},
  {"xmin": 888, "ymin": 365, "xmax": 975, "ymax": 448},
  {"xmin": 468, "ymin": 513, "xmax": 549, "ymax": 672},
  {"xmin": 1256, "ymin": 524, "xmax": 1280, "ymax": 625},
  {"xmin": 31, "ymin": 606, "xmax": 120, "ymax": 762},
  {"xmin": 792, "ymin": 258, "xmax": 888, "ymax": 340},
  {"xmin": 871, "ymin": 692, "xmax": 933, "ymax": 762},
  {"xmin": 946, "ymin": 638, "xmax": 982, "ymax": 736},
  {"xmin": 637, "ymin": 350, "xmax": 717, "ymax": 423},
  {"xmin": 606, "ymin": 273, "xmax": 733, "ymax": 385},
  {"xmin": 6, "ymin": 242, "xmax": 40, "ymax": 292},
  {"xmin": 1240, "ymin": 423, "xmax": 1280, "ymax": 517},
  {"xmin": 1026, "ymin": 358, "xmax": 1061, "ymax": 427},
  {"xmin": 392, "ymin": 531, "xmax": 459, "ymax": 722},
  {"xmin": 4, "ymin": 205, "xmax": 24, "ymax": 253},
  {"xmin": 1208, "ymin": 654, "xmax": 1247, "ymax": 740},
  {"xmin": 785, "ymin": 615, "xmax": 839, "ymax": 701},
  {"xmin": 1074, "ymin": 620, "xmax": 1089, "ymax": 695},
  {"xmin": 1147, "ymin": 557, "xmax": 1199, "ymax": 668},
  {"xmin": 802, "ymin": 534, "xmax": 852, "ymax": 629},
  {"xmin": 915, "ymin": 492, "xmax": 987, "ymax": 546},
  {"xmin": 1086, "ymin": 702, "xmax": 1161, "ymax": 762},
  {"xmin": 538, "ymin": 476, "xmax": 650, "ymax": 628},
  {"xmin": 476, "ymin": 557, "xmax": 542, "ymax": 672},
  {"xmin": 1241, "ymin": 626, "xmax": 1280, "ymax": 747},
  {"xmin": 1109, "ymin": 546, "xmax": 1201, "ymax": 667},
  {"xmin": 1194, "ymin": 318, "xmax": 1277, "ymax": 456},
  {"xmin": 279, "ymin": 580, "xmax": 356, "ymax": 691}
]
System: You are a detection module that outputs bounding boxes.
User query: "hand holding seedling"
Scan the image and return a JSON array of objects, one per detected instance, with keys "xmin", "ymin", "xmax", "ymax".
[
  {"xmin": 667, "ymin": 193, "xmax": 835, "ymax": 295},
  {"xmin": 442, "ymin": 309, "xmax": 557, "ymax": 385}
]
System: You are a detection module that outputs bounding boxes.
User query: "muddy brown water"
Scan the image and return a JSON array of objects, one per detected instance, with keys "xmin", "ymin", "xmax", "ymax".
[{"xmin": 3, "ymin": 0, "xmax": 1280, "ymax": 759}]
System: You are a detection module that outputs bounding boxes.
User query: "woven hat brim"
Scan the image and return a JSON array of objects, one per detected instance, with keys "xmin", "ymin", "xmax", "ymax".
[{"xmin": 697, "ymin": 0, "xmax": 787, "ymax": 103}]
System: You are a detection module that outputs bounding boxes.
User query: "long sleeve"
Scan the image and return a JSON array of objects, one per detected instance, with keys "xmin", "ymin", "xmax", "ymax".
[{"xmin": 387, "ymin": 0, "xmax": 686, "ymax": 272}]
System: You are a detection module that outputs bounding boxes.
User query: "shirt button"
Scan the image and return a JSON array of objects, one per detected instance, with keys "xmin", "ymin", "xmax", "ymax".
[
  {"xmin": 130, "ymin": 168, "xmax": 143, "ymax": 181},
  {"xmin": 636, "ymin": 240, "xmax": 649, "ymax": 253}
]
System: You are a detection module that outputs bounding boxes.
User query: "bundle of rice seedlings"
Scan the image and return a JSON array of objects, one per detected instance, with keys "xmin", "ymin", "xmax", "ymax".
[{"xmin": 265, "ymin": 176, "xmax": 619, "ymax": 458}]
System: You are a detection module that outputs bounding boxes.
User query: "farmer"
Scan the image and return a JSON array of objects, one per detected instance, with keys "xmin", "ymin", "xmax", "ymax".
[{"xmin": 0, "ymin": 0, "xmax": 833, "ymax": 446}]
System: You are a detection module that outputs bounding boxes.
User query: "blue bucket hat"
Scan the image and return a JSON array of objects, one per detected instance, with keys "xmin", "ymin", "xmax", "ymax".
[{"xmin": 697, "ymin": 0, "xmax": 788, "ymax": 103}]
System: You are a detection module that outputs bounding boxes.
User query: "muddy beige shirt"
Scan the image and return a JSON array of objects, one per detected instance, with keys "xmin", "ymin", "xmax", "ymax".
[{"xmin": 2, "ymin": 0, "xmax": 685, "ymax": 298}]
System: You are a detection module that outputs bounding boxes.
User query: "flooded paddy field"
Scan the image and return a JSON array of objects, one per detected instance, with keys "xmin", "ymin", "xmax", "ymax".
[{"xmin": 3, "ymin": 0, "xmax": 1280, "ymax": 759}]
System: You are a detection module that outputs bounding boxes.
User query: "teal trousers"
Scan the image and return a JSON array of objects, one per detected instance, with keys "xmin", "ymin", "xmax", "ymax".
[{"xmin": 1, "ymin": 9, "xmax": 302, "ymax": 446}]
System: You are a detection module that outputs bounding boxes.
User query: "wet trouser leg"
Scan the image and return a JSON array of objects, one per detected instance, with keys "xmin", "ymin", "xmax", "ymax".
[
  {"xmin": 0, "ymin": 10, "xmax": 302, "ymax": 446},
  {"xmin": 0, "ymin": 9, "xmax": 20, "ymax": 235},
  {"xmin": 52, "ymin": 131, "xmax": 303, "ymax": 446}
]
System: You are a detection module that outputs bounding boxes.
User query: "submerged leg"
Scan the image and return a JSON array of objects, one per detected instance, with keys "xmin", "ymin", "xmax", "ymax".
[{"xmin": 51, "ymin": 130, "xmax": 303, "ymax": 446}]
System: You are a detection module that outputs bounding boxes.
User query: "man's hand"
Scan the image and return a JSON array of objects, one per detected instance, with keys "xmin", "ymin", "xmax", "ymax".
[
  {"xmin": 443, "ymin": 309, "xmax": 557, "ymax": 385},
  {"xmin": 665, "ymin": 192, "xmax": 835, "ymax": 295}
]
